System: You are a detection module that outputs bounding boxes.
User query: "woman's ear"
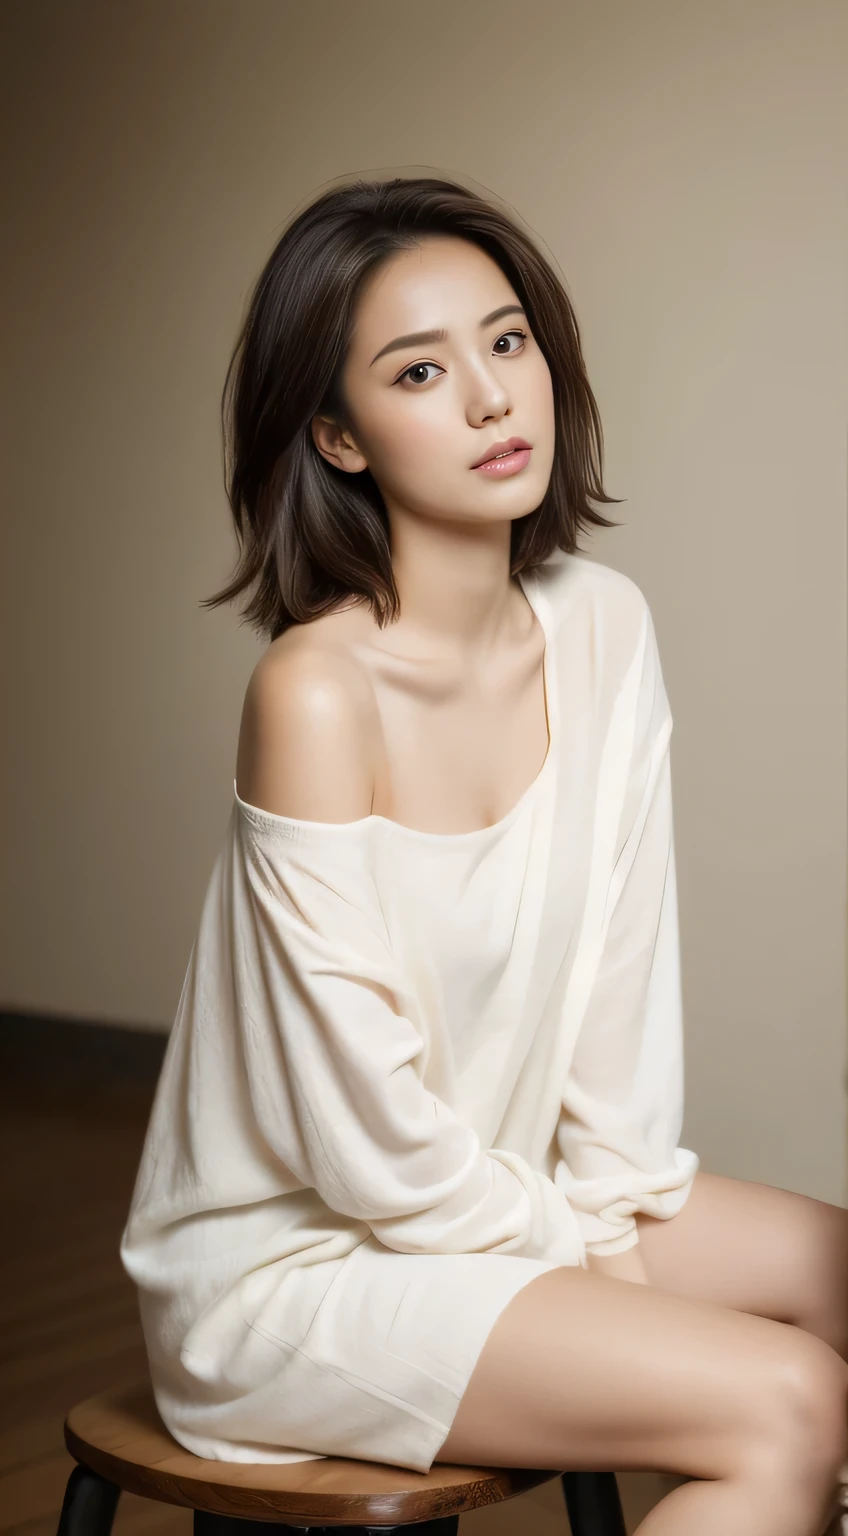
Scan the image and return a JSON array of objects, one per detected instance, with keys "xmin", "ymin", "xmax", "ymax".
[{"xmin": 311, "ymin": 413, "xmax": 368, "ymax": 474}]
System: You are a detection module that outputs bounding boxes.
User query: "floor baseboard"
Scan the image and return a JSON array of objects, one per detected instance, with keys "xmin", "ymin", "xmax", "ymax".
[{"xmin": 0, "ymin": 1008, "xmax": 167, "ymax": 1080}]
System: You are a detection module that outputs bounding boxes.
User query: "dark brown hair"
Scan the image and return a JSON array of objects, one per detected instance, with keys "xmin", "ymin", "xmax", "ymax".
[{"xmin": 203, "ymin": 175, "xmax": 623, "ymax": 642}]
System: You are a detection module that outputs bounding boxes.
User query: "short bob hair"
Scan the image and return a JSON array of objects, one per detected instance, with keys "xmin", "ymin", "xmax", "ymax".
[{"xmin": 203, "ymin": 175, "xmax": 622, "ymax": 642}]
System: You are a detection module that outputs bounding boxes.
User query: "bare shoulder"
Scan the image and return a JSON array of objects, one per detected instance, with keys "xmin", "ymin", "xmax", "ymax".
[{"xmin": 235, "ymin": 628, "xmax": 380, "ymax": 824}]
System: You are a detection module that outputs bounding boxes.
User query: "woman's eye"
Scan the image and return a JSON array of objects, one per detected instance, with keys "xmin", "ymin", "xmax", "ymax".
[
  {"xmin": 492, "ymin": 329, "xmax": 526, "ymax": 355},
  {"xmin": 398, "ymin": 361, "xmax": 444, "ymax": 387},
  {"xmin": 397, "ymin": 330, "xmax": 527, "ymax": 387}
]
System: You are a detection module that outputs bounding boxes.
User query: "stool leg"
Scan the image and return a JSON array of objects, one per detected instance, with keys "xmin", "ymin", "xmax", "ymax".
[
  {"xmin": 56, "ymin": 1464, "xmax": 121, "ymax": 1536},
  {"xmin": 562, "ymin": 1470, "xmax": 627, "ymax": 1536}
]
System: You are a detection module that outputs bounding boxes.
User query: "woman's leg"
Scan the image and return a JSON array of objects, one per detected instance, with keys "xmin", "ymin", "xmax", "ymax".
[
  {"xmin": 634, "ymin": 1169, "xmax": 848, "ymax": 1359},
  {"xmin": 433, "ymin": 1263, "xmax": 848, "ymax": 1535},
  {"xmin": 635, "ymin": 1170, "xmax": 848, "ymax": 1535}
]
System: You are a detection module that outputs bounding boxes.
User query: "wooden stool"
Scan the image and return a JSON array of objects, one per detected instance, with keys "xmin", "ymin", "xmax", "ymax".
[{"xmin": 57, "ymin": 1382, "xmax": 627, "ymax": 1534}]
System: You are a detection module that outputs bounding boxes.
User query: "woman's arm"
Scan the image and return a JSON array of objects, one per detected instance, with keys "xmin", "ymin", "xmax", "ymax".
[{"xmin": 554, "ymin": 598, "xmax": 699, "ymax": 1259}]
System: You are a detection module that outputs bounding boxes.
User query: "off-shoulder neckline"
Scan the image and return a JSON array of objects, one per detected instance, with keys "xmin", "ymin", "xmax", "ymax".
[{"xmin": 233, "ymin": 565, "xmax": 556, "ymax": 844}]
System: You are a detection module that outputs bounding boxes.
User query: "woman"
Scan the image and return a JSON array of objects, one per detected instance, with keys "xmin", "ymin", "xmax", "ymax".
[{"xmin": 120, "ymin": 175, "xmax": 848, "ymax": 1535}]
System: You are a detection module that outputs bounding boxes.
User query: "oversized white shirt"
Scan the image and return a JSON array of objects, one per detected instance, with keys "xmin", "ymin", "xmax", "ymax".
[{"xmin": 120, "ymin": 549, "xmax": 699, "ymax": 1462}]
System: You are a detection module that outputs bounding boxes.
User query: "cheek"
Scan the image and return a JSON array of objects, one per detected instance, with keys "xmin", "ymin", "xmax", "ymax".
[
  {"xmin": 528, "ymin": 361, "xmax": 556, "ymax": 428},
  {"xmin": 528, "ymin": 370, "xmax": 557, "ymax": 472},
  {"xmin": 368, "ymin": 395, "xmax": 451, "ymax": 484}
]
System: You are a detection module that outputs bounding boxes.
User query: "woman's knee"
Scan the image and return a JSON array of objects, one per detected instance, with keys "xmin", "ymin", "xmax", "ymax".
[
  {"xmin": 739, "ymin": 1333, "xmax": 848, "ymax": 1483},
  {"xmin": 438, "ymin": 1266, "xmax": 848, "ymax": 1485}
]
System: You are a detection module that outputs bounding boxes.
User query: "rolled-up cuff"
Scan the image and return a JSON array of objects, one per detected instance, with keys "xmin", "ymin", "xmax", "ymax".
[
  {"xmin": 584, "ymin": 1224, "xmax": 642, "ymax": 1257},
  {"xmin": 555, "ymin": 1145, "xmax": 700, "ymax": 1252},
  {"xmin": 573, "ymin": 1209, "xmax": 640, "ymax": 1256}
]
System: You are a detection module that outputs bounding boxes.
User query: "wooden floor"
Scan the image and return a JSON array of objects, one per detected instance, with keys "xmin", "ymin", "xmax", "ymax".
[
  {"xmin": 0, "ymin": 1028, "xmax": 189, "ymax": 1536},
  {"xmin": 0, "ymin": 1023, "xmax": 683, "ymax": 1536}
]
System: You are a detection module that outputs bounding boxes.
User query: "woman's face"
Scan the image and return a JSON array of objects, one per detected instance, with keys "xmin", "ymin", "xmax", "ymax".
[{"xmin": 313, "ymin": 235, "xmax": 556, "ymax": 531}]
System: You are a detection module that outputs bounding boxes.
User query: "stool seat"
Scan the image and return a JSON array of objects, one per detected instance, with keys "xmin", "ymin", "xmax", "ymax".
[{"xmin": 64, "ymin": 1383, "xmax": 561, "ymax": 1528}]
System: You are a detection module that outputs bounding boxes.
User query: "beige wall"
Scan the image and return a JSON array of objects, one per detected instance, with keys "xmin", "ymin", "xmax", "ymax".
[{"xmin": 3, "ymin": 0, "xmax": 846, "ymax": 1225}]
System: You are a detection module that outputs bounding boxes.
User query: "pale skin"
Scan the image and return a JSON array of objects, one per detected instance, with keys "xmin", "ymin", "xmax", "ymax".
[{"xmin": 235, "ymin": 233, "xmax": 848, "ymax": 1533}]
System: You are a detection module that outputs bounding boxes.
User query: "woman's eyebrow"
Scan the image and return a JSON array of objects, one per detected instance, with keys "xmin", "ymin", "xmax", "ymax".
[{"xmin": 369, "ymin": 304, "xmax": 526, "ymax": 366}]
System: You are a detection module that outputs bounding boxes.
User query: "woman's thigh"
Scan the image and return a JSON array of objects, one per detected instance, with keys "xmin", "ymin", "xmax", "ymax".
[
  {"xmin": 635, "ymin": 1170, "xmax": 848, "ymax": 1357},
  {"xmin": 434, "ymin": 1261, "xmax": 848, "ymax": 1478}
]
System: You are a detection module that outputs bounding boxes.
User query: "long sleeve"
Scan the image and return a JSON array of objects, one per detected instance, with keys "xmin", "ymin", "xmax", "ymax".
[
  {"xmin": 553, "ymin": 601, "xmax": 700, "ymax": 1257},
  {"xmin": 232, "ymin": 814, "xmax": 586, "ymax": 1265}
]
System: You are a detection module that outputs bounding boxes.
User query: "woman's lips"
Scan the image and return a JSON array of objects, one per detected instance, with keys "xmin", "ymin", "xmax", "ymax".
[{"xmin": 472, "ymin": 447, "xmax": 532, "ymax": 477}]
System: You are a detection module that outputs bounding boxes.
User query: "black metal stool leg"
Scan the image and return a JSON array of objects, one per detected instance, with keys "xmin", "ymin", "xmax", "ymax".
[
  {"xmin": 562, "ymin": 1470, "xmax": 627, "ymax": 1536},
  {"xmin": 56, "ymin": 1464, "xmax": 121, "ymax": 1536}
]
